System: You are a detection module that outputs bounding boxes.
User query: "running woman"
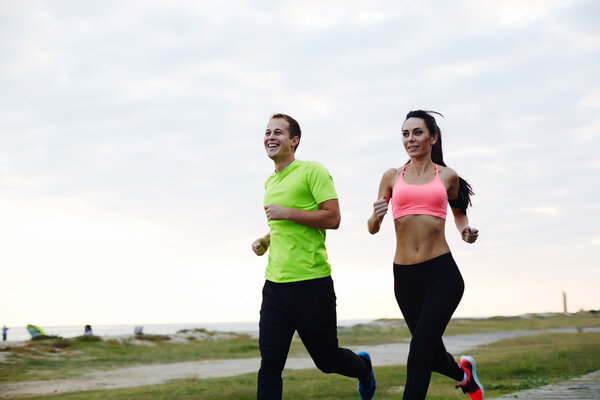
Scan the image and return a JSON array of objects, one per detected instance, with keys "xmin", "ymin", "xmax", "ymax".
[
  {"xmin": 253, "ymin": 113, "xmax": 376, "ymax": 400},
  {"xmin": 367, "ymin": 110, "xmax": 484, "ymax": 400}
]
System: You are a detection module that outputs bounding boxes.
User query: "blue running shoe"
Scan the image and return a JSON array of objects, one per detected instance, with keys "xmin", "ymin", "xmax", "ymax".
[{"xmin": 357, "ymin": 351, "xmax": 376, "ymax": 400}]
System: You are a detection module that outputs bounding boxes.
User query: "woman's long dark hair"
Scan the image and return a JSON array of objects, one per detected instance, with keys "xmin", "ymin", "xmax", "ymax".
[{"xmin": 405, "ymin": 110, "xmax": 474, "ymax": 214}]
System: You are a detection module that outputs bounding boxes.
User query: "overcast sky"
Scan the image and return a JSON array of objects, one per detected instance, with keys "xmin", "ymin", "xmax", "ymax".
[{"xmin": 1, "ymin": 0, "xmax": 599, "ymax": 327}]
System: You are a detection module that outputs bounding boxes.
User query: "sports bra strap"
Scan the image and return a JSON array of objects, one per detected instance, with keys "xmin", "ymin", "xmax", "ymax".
[{"xmin": 396, "ymin": 166, "xmax": 403, "ymax": 182}]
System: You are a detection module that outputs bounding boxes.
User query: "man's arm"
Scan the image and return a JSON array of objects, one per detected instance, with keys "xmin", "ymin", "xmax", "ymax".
[
  {"xmin": 264, "ymin": 198, "xmax": 340, "ymax": 229},
  {"xmin": 252, "ymin": 232, "xmax": 270, "ymax": 256}
]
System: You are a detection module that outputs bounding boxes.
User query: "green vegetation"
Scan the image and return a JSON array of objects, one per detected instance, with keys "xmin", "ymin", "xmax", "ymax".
[
  {"xmin": 0, "ymin": 333, "xmax": 262, "ymax": 383},
  {"xmin": 1, "ymin": 312, "xmax": 599, "ymax": 399},
  {"xmin": 134, "ymin": 334, "xmax": 172, "ymax": 342},
  {"xmin": 337, "ymin": 311, "xmax": 600, "ymax": 345},
  {"xmin": 14, "ymin": 331, "xmax": 600, "ymax": 400},
  {"xmin": 445, "ymin": 312, "xmax": 600, "ymax": 335}
]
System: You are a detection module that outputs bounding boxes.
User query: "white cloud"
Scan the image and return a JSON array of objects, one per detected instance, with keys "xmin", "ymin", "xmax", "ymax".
[
  {"xmin": 1, "ymin": 0, "xmax": 599, "ymax": 326},
  {"xmin": 577, "ymin": 90, "xmax": 600, "ymax": 109},
  {"xmin": 460, "ymin": 0, "xmax": 579, "ymax": 27},
  {"xmin": 530, "ymin": 207, "xmax": 559, "ymax": 216}
]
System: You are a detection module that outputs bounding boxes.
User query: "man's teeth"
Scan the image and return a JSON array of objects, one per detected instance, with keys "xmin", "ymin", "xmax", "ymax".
[{"xmin": 268, "ymin": 144, "xmax": 278, "ymax": 148}]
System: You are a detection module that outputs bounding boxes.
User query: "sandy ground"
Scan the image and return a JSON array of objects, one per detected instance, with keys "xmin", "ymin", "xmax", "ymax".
[{"xmin": 0, "ymin": 327, "xmax": 598, "ymax": 398}]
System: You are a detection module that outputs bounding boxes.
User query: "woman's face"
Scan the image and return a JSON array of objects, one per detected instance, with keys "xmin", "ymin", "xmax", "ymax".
[{"xmin": 401, "ymin": 117, "xmax": 437, "ymax": 159}]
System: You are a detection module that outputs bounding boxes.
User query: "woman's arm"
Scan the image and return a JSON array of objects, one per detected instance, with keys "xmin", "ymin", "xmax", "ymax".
[
  {"xmin": 445, "ymin": 166, "xmax": 460, "ymax": 201},
  {"xmin": 446, "ymin": 167, "xmax": 478, "ymax": 243},
  {"xmin": 451, "ymin": 208, "xmax": 479, "ymax": 243},
  {"xmin": 368, "ymin": 168, "xmax": 396, "ymax": 234}
]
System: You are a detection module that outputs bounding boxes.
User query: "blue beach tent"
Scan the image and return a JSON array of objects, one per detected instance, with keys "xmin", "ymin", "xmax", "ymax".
[{"xmin": 26, "ymin": 324, "xmax": 45, "ymax": 338}]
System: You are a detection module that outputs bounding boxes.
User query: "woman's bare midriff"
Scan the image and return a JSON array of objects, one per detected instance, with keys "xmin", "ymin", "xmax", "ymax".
[{"xmin": 393, "ymin": 214, "xmax": 450, "ymax": 265}]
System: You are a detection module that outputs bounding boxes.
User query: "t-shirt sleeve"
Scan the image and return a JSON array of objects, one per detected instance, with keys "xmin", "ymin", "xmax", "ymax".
[{"xmin": 307, "ymin": 162, "xmax": 338, "ymax": 204}]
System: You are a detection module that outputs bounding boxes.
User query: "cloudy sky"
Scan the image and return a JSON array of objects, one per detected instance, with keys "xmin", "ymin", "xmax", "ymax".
[{"xmin": 1, "ymin": 0, "xmax": 599, "ymax": 327}]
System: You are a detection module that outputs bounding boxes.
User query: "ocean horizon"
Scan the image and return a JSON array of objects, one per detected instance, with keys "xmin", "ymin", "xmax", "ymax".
[{"xmin": 4, "ymin": 319, "xmax": 373, "ymax": 342}]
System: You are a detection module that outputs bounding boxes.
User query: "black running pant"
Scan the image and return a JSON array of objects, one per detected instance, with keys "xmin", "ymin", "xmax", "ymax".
[
  {"xmin": 394, "ymin": 252, "xmax": 465, "ymax": 400},
  {"xmin": 257, "ymin": 276, "xmax": 369, "ymax": 400}
]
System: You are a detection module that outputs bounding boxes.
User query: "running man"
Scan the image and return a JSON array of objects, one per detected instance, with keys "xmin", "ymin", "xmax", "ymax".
[{"xmin": 252, "ymin": 113, "xmax": 376, "ymax": 400}]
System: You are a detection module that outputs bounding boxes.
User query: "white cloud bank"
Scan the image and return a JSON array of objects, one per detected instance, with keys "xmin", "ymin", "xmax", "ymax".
[{"xmin": 1, "ymin": 0, "xmax": 599, "ymax": 327}]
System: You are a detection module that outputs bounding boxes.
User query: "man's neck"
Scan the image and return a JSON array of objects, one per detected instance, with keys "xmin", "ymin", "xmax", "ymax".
[{"xmin": 274, "ymin": 155, "xmax": 296, "ymax": 173}]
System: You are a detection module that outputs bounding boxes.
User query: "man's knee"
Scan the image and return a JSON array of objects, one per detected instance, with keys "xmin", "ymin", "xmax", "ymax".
[
  {"xmin": 311, "ymin": 350, "xmax": 338, "ymax": 374},
  {"xmin": 260, "ymin": 351, "xmax": 288, "ymax": 374},
  {"xmin": 315, "ymin": 359, "xmax": 336, "ymax": 374}
]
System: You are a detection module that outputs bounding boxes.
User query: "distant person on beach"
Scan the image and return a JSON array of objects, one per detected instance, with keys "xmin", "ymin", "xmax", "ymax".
[
  {"xmin": 252, "ymin": 113, "xmax": 376, "ymax": 400},
  {"xmin": 2, "ymin": 325, "xmax": 8, "ymax": 341},
  {"xmin": 367, "ymin": 110, "xmax": 484, "ymax": 400},
  {"xmin": 84, "ymin": 325, "xmax": 93, "ymax": 336}
]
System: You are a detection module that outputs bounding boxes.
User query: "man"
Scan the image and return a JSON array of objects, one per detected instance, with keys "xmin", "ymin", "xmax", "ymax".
[{"xmin": 252, "ymin": 113, "xmax": 376, "ymax": 400}]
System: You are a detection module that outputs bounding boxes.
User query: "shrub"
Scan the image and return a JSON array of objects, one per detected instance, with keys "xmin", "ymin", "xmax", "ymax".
[
  {"xmin": 31, "ymin": 335, "xmax": 62, "ymax": 341},
  {"xmin": 136, "ymin": 334, "xmax": 171, "ymax": 342},
  {"xmin": 74, "ymin": 335, "xmax": 103, "ymax": 342}
]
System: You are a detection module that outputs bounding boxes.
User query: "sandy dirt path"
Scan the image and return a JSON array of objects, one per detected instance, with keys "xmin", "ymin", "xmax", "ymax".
[
  {"xmin": 0, "ymin": 328, "xmax": 596, "ymax": 398},
  {"xmin": 488, "ymin": 369, "xmax": 600, "ymax": 399}
]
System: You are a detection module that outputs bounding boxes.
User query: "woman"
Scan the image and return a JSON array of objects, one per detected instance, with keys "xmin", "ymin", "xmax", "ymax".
[{"xmin": 368, "ymin": 110, "xmax": 483, "ymax": 400}]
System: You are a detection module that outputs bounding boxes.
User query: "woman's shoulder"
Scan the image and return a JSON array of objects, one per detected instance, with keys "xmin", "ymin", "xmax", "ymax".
[
  {"xmin": 374, "ymin": 168, "xmax": 399, "ymax": 189},
  {"xmin": 381, "ymin": 167, "xmax": 400, "ymax": 182},
  {"xmin": 383, "ymin": 167, "xmax": 399, "ymax": 176},
  {"xmin": 440, "ymin": 165, "xmax": 458, "ymax": 179}
]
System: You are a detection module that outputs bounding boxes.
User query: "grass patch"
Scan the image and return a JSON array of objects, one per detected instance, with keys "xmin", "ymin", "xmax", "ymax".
[
  {"xmin": 177, "ymin": 328, "xmax": 212, "ymax": 335},
  {"xmin": 445, "ymin": 312, "xmax": 600, "ymax": 335},
  {"xmin": 0, "ymin": 335, "xmax": 267, "ymax": 383},
  {"xmin": 73, "ymin": 335, "xmax": 103, "ymax": 343},
  {"xmin": 2, "ymin": 312, "xmax": 599, "ymax": 394},
  {"xmin": 16, "ymin": 331, "xmax": 600, "ymax": 399},
  {"xmin": 336, "ymin": 311, "xmax": 600, "ymax": 346},
  {"xmin": 30, "ymin": 335, "xmax": 63, "ymax": 341}
]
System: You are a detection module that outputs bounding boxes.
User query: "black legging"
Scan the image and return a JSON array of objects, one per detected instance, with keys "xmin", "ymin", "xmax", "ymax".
[
  {"xmin": 394, "ymin": 252, "xmax": 465, "ymax": 399},
  {"xmin": 257, "ymin": 276, "xmax": 369, "ymax": 400}
]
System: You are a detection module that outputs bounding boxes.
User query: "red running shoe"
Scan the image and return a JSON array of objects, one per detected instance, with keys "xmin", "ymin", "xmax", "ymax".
[{"xmin": 457, "ymin": 355, "xmax": 484, "ymax": 400}]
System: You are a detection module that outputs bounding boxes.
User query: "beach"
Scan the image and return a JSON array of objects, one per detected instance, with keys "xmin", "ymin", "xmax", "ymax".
[
  {"xmin": 2, "ymin": 319, "xmax": 372, "ymax": 342},
  {"xmin": 2, "ymin": 326, "xmax": 599, "ymax": 398},
  {"xmin": 1, "ymin": 314, "xmax": 599, "ymax": 399}
]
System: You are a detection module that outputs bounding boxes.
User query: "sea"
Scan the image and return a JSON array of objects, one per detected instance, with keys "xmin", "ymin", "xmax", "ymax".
[{"xmin": 4, "ymin": 319, "xmax": 372, "ymax": 342}]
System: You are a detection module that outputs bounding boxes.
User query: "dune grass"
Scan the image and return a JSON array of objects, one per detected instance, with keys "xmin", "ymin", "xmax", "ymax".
[
  {"xmin": 15, "ymin": 330, "xmax": 600, "ymax": 400},
  {"xmin": 336, "ymin": 311, "xmax": 600, "ymax": 345},
  {"xmin": 0, "ymin": 333, "xmax": 262, "ymax": 383},
  {"xmin": 1, "ymin": 312, "xmax": 599, "ymax": 396}
]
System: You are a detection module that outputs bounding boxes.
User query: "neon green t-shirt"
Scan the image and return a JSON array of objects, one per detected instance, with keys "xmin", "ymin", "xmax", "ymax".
[{"xmin": 263, "ymin": 160, "xmax": 338, "ymax": 283}]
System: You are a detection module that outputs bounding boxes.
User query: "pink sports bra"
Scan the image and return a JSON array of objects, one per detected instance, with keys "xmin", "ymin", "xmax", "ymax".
[{"xmin": 391, "ymin": 164, "xmax": 448, "ymax": 220}]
